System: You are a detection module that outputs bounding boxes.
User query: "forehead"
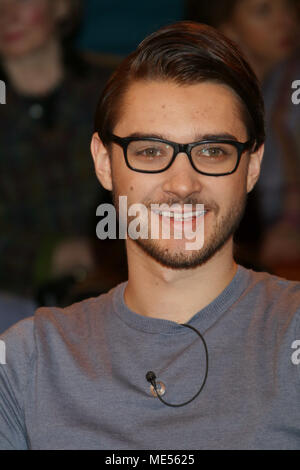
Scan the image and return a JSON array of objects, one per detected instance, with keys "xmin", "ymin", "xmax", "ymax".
[{"xmin": 114, "ymin": 80, "xmax": 248, "ymax": 142}]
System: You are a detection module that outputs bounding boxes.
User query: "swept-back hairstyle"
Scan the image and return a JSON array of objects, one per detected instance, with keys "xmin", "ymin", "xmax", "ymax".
[{"xmin": 94, "ymin": 21, "xmax": 265, "ymax": 150}]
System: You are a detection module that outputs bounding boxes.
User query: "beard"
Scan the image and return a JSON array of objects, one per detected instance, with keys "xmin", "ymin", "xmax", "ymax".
[{"xmin": 112, "ymin": 186, "xmax": 248, "ymax": 270}]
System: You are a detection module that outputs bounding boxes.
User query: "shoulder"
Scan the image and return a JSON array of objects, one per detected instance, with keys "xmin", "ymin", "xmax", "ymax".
[
  {"xmin": 34, "ymin": 289, "xmax": 113, "ymax": 335},
  {"xmin": 0, "ymin": 283, "xmax": 121, "ymax": 363},
  {"xmin": 245, "ymin": 267, "xmax": 300, "ymax": 303},
  {"xmin": 0, "ymin": 284, "xmax": 122, "ymax": 422},
  {"xmin": 0, "ymin": 315, "xmax": 35, "ymax": 360},
  {"xmin": 240, "ymin": 266, "xmax": 300, "ymax": 334},
  {"xmin": 0, "ymin": 316, "xmax": 36, "ymax": 409}
]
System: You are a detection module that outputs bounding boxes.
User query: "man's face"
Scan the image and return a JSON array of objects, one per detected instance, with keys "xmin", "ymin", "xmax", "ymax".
[{"xmin": 96, "ymin": 80, "xmax": 261, "ymax": 270}]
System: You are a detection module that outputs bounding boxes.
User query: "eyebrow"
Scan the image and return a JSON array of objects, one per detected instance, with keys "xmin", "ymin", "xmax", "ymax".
[{"xmin": 125, "ymin": 132, "xmax": 240, "ymax": 142}]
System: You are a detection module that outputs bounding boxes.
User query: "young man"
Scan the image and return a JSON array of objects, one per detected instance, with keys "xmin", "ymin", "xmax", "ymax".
[{"xmin": 0, "ymin": 22, "xmax": 300, "ymax": 450}]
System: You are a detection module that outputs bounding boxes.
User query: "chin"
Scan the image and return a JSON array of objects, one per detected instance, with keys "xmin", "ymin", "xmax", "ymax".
[{"xmin": 134, "ymin": 236, "xmax": 226, "ymax": 270}]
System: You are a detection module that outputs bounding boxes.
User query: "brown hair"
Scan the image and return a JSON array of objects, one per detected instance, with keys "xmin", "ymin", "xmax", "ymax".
[{"xmin": 94, "ymin": 21, "xmax": 265, "ymax": 150}]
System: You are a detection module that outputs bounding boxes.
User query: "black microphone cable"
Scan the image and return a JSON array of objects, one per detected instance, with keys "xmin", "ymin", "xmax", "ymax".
[{"xmin": 145, "ymin": 323, "xmax": 208, "ymax": 407}]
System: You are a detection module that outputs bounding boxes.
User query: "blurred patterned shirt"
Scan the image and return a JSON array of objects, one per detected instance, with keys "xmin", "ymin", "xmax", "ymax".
[{"xmin": 0, "ymin": 59, "xmax": 112, "ymax": 297}]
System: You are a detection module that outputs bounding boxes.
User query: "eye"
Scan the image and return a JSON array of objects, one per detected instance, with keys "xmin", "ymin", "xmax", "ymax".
[
  {"xmin": 197, "ymin": 146, "xmax": 227, "ymax": 158},
  {"xmin": 137, "ymin": 147, "xmax": 163, "ymax": 157},
  {"xmin": 131, "ymin": 143, "xmax": 171, "ymax": 159},
  {"xmin": 205, "ymin": 147, "xmax": 223, "ymax": 156}
]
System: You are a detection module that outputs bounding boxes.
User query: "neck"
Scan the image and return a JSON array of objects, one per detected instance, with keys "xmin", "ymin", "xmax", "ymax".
[
  {"xmin": 3, "ymin": 37, "xmax": 64, "ymax": 96},
  {"xmin": 124, "ymin": 239, "xmax": 238, "ymax": 324}
]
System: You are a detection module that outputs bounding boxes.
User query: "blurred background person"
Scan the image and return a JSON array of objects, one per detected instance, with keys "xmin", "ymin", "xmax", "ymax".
[
  {"xmin": 0, "ymin": 0, "xmax": 116, "ymax": 307},
  {"xmin": 188, "ymin": 0, "xmax": 300, "ymax": 279},
  {"xmin": 0, "ymin": 0, "xmax": 188, "ymax": 330}
]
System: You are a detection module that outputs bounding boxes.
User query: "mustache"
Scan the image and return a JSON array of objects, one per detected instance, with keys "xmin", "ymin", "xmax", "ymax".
[{"xmin": 111, "ymin": 188, "xmax": 219, "ymax": 213}]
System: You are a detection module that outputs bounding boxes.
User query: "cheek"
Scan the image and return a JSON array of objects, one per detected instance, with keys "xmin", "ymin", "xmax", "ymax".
[
  {"xmin": 216, "ymin": 173, "xmax": 247, "ymax": 211},
  {"xmin": 111, "ymin": 153, "xmax": 152, "ymax": 202},
  {"xmin": 113, "ymin": 174, "xmax": 157, "ymax": 209},
  {"xmin": 111, "ymin": 162, "xmax": 139, "ymax": 203}
]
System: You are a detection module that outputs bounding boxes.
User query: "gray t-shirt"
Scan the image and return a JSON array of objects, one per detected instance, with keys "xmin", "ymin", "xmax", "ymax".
[{"xmin": 0, "ymin": 265, "xmax": 300, "ymax": 450}]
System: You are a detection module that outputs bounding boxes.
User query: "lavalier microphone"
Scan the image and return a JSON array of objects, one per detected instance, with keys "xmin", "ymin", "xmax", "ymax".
[{"xmin": 145, "ymin": 323, "xmax": 208, "ymax": 407}]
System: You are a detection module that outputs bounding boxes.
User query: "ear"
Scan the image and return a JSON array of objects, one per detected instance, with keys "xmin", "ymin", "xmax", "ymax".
[
  {"xmin": 246, "ymin": 143, "xmax": 264, "ymax": 193},
  {"xmin": 91, "ymin": 133, "xmax": 113, "ymax": 191}
]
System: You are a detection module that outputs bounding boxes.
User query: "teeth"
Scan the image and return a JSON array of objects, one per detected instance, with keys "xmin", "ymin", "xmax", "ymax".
[
  {"xmin": 152, "ymin": 209, "xmax": 207, "ymax": 220},
  {"xmin": 173, "ymin": 212, "xmax": 205, "ymax": 220}
]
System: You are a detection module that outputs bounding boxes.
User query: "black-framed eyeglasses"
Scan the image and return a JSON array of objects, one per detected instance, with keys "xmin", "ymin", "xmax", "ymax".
[{"xmin": 107, "ymin": 133, "xmax": 254, "ymax": 176}]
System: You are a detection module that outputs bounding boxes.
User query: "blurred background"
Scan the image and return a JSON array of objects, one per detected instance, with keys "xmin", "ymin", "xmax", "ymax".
[{"xmin": 0, "ymin": 0, "xmax": 299, "ymax": 332}]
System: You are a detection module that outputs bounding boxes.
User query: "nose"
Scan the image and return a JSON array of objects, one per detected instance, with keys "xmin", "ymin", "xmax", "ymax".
[{"xmin": 161, "ymin": 151, "xmax": 204, "ymax": 200}]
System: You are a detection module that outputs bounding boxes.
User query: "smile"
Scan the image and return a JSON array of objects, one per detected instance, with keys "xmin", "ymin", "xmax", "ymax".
[{"xmin": 151, "ymin": 209, "xmax": 207, "ymax": 221}]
